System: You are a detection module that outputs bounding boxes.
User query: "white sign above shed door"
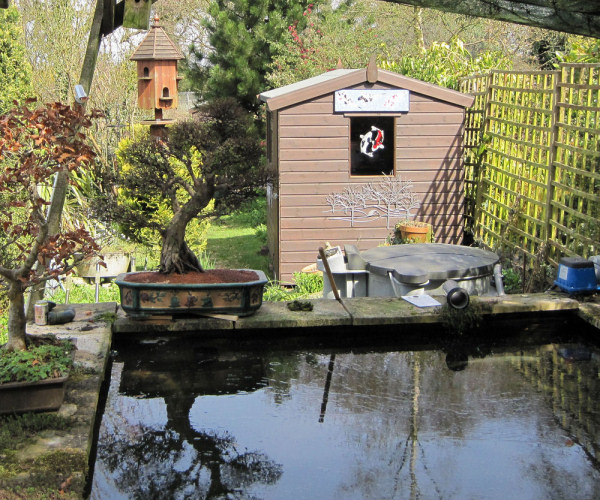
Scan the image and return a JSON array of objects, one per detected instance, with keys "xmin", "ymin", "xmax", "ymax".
[{"xmin": 334, "ymin": 89, "xmax": 410, "ymax": 113}]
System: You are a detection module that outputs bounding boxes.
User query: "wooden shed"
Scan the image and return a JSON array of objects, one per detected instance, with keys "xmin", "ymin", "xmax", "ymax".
[{"xmin": 259, "ymin": 62, "xmax": 475, "ymax": 282}]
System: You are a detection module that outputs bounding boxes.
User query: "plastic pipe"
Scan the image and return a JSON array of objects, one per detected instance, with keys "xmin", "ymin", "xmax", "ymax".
[
  {"xmin": 442, "ymin": 280, "xmax": 470, "ymax": 309},
  {"xmin": 493, "ymin": 263, "xmax": 506, "ymax": 296}
]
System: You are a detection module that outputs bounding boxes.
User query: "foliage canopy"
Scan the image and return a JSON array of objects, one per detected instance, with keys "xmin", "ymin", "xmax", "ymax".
[
  {"xmin": 188, "ymin": 0, "xmax": 314, "ymax": 112},
  {"xmin": 0, "ymin": 6, "xmax": 33, "ymax": 114}
]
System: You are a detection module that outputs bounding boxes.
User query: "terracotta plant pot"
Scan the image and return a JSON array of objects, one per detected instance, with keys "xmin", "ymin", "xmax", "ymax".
[
  {"xmin": 115, "ymin": 269, "xmax": 268, "ymax": 318},
  {"xmin": 397, "ymin": 222, "xmax": 431, "ymax": 243}
]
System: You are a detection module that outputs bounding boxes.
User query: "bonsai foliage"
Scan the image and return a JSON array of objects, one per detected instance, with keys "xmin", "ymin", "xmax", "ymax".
[
  {"xmin": 0, "ymin": 101, "xmax": 101, "ymax": 351},
  {"xmin": 96, "ymin": 97, "xmax": 264, "ymax": 274}
]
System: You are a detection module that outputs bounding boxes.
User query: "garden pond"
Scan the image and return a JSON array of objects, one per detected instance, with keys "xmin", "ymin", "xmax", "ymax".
[{"xmin": 90, "ymin": 315, "xmax": 600, "ymax": 499}]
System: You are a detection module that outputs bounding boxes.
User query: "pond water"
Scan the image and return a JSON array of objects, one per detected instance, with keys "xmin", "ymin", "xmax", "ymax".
[{"xmin": 90, "ymin": 316, "xmax": 600, "ymax": 499}]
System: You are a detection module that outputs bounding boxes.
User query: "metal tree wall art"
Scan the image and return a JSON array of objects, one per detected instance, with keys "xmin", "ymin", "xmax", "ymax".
[{"xmin": 326, "ymin": 175, "xmax": 421, "ymax": 228}]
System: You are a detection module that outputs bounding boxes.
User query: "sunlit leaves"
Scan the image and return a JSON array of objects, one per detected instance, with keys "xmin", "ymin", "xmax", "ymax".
[{"xmin": 381, "ymin": 39, "xmax": 512, "ymax": 90}]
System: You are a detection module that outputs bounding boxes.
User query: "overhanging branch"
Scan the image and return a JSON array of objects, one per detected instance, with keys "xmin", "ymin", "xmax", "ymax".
[{"xmin": 385, "ymin": 1, "xmax": 600, "ymax": 38}]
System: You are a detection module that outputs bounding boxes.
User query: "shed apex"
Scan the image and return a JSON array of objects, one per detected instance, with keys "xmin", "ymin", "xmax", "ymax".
[
  {"xmin": 259, "ymin": 69, "xmax": 361, "ymax": 101},
  {"xmin": 259, "ymin": 67, "xmax": 475, "ymax": 111},
  {"xmin": 130, "ymin": 17, "xmax": 183, "ymax": 61}
]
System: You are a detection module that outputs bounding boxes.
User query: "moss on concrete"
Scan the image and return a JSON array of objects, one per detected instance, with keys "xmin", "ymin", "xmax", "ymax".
[{"xmin": 0, "ymin": 413, "xmax": 84, "ymax": 497}]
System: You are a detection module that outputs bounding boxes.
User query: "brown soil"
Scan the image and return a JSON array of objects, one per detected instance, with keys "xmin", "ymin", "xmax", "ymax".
[{"xmin": 123, "ymin": 269, "xmax": 259, "ymax": 284}]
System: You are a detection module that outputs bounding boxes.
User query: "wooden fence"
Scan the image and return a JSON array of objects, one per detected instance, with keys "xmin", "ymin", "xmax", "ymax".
[{"xmin": 460, "ymin": 64, "xmax": 600, "ymax": 275}]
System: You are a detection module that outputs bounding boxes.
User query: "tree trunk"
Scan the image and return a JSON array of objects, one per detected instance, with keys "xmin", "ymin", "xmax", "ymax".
[
  {"xmin": 5, "ymin": 282, "xmax": 27, "ymax": 352},
  {"xmin": 158, "ymin": 186, "xmax": 213, "ymax": 274},
  {"xmin": 159, "ymin": 203, "xmax": 205, "ymax": 274},
  {"xmin": 413, "ymin": 7, "xmax": 426, "ymax": 53},
  {"xmin": 159, "ymin": 228, "xmax": 203, "ymax": 274}
]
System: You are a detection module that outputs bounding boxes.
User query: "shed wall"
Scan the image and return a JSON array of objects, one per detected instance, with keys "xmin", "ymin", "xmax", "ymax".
[{"xmin": 276, "ymin": 84, "xmax": 466, "ymax": 281}]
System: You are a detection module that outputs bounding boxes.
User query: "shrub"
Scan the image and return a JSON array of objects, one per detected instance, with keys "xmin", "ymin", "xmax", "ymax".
[{"xmin": 0, "ymin": 338, "xmax": 74, "ymax": 383}]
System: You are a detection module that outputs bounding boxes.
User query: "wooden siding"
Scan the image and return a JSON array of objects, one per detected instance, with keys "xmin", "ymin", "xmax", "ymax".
[
  {"xmin": 274, "ymin": 85, "xmax": 467, "ymax": 282},
  {"xmin": 136, "ymin": 60, "xmax": 179, "ymax": 110}
]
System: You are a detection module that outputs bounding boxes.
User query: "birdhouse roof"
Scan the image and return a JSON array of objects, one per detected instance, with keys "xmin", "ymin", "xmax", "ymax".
[{"xmin": 130, "ymin": 18, "xmax": 183, "ymax": 61}]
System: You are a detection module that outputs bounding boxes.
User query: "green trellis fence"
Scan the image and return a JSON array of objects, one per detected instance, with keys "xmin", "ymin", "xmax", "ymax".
[{"xmin": 460, "ymin": 64, "xmax": 600, "ymax": 271}]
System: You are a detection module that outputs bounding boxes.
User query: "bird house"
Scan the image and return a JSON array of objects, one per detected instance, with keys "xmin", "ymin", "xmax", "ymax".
[
  {"xmin": 123, "ymin": 0, "xmax": 152, "ymax": 30},
  {"xmin": 130, "ymin": 16, "xmax": 183, "ymax": 114}
]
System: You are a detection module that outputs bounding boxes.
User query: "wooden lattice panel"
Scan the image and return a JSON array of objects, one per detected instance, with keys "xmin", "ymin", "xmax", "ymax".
[
  {"xmin": 460, "ymin": 74, "xmax": 489, "ymax": 232},
  {"xmin": 482, "ymin": 71, "xmax": 556, "ymax": 258},
  {"xmin": 550, "ymin": 64, "xmax": 600, "ymax": 263},
  {"xmin": 461, "ymin": 64, "xmax": 600, "ymax": 278}
]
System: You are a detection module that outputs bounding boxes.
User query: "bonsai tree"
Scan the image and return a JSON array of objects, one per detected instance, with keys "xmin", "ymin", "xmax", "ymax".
[
  {"xmin": 0, "ymin": 101, "xmax": 101, "ymax": 351},
  {"xmin": 95, "ymin": 97, "xmax": 264, "ymax": 274}
]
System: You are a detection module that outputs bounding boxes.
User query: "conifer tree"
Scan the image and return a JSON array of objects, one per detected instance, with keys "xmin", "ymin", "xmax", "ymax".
[
  {"xmin": 188, "ymin": 0, "xmax": 314, "ymax": 113},
  {"xmin": 0, "ymin": 6, "xmax": 33, "ymax": 114}
]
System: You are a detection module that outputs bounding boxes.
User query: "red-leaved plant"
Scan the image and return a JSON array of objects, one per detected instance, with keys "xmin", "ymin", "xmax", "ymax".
[{"xmin": 0, "ymin": 100, "xmax": 102, "ymax": 351}]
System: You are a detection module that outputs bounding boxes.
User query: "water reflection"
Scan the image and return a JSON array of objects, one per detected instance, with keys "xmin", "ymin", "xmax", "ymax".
[
  {"xmin": 92, "ymin": 348, "xmax": 282, "ymax": 499},
  {"xmin": 91, "ymin": 327, "xmax": 600, "ymax": 499}
]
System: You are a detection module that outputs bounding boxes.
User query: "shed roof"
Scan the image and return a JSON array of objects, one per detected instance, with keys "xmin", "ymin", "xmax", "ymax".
[
  {"xmin": 259, "ymin": 66, "xmax": 475, "ymax": 111},
  {"xmin": 130, "ymin": 17, "xmax": 183, "ymax": 62}
]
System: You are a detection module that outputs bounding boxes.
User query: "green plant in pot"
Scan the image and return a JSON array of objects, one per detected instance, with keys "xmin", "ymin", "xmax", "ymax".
[
  {"xmin": 93, "ymin": 98, "xmax": 269, "ymax": 317},
  {"xmin": 0, "ymin": 336, "xmax": 75, "ymax": 414}
]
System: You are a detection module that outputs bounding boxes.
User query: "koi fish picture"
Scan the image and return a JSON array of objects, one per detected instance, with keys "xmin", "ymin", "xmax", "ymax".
[{"xmin": 351, "ymin": 116, "xmax": 394, "ymax": 175}]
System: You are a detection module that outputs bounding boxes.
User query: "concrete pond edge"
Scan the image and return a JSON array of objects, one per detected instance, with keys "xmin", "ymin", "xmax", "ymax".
[{"xmin": 1, "ymin": 303, "xmax": 116, "ymax": 499}]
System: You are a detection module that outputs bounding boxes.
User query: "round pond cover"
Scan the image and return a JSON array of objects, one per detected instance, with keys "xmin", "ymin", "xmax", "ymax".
[{"xmin": 361, "ymin": 243, "xmax": 499, "ymax": 284}]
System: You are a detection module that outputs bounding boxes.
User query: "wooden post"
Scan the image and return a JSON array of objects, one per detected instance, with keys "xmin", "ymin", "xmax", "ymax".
[
  {"xmin": 473, "ymin": 71, "xmax": 493, "ymax": 241},
  {"xmin": 101, "ymin": 0, "xmax": 114, "ymax": 35},
  {"xmin": 544, "ymin": 69, "xmax": 561, "ymax": 250},
  {"xmin": 318, "ymin": 247, "xmax": 341, "ymax": 301},
  {"xmin": 366, "ymin": 55, "xmax": 378, "ymax": 84},
  {"xmin": 26, "ymin": 0, "xmax": 162, "ymax": 318}
]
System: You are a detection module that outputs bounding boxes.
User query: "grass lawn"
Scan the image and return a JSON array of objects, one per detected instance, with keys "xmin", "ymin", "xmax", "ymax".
[{"xmin": 205, "ymin": 219, "xmax": 271, "ymax": 279}]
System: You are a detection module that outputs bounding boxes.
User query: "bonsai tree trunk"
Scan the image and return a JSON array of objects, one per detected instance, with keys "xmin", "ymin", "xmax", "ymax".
[
  {"xmin": 159, "ymin": 192, "xmax": 212, "ymax": 274},
  {"xmin": 160, "ymin": 229, "xmax": 203, "ymax": 274},
  {"xmin": 5, "ymin": 281, "xmax": 27, "ymax": 352}
]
